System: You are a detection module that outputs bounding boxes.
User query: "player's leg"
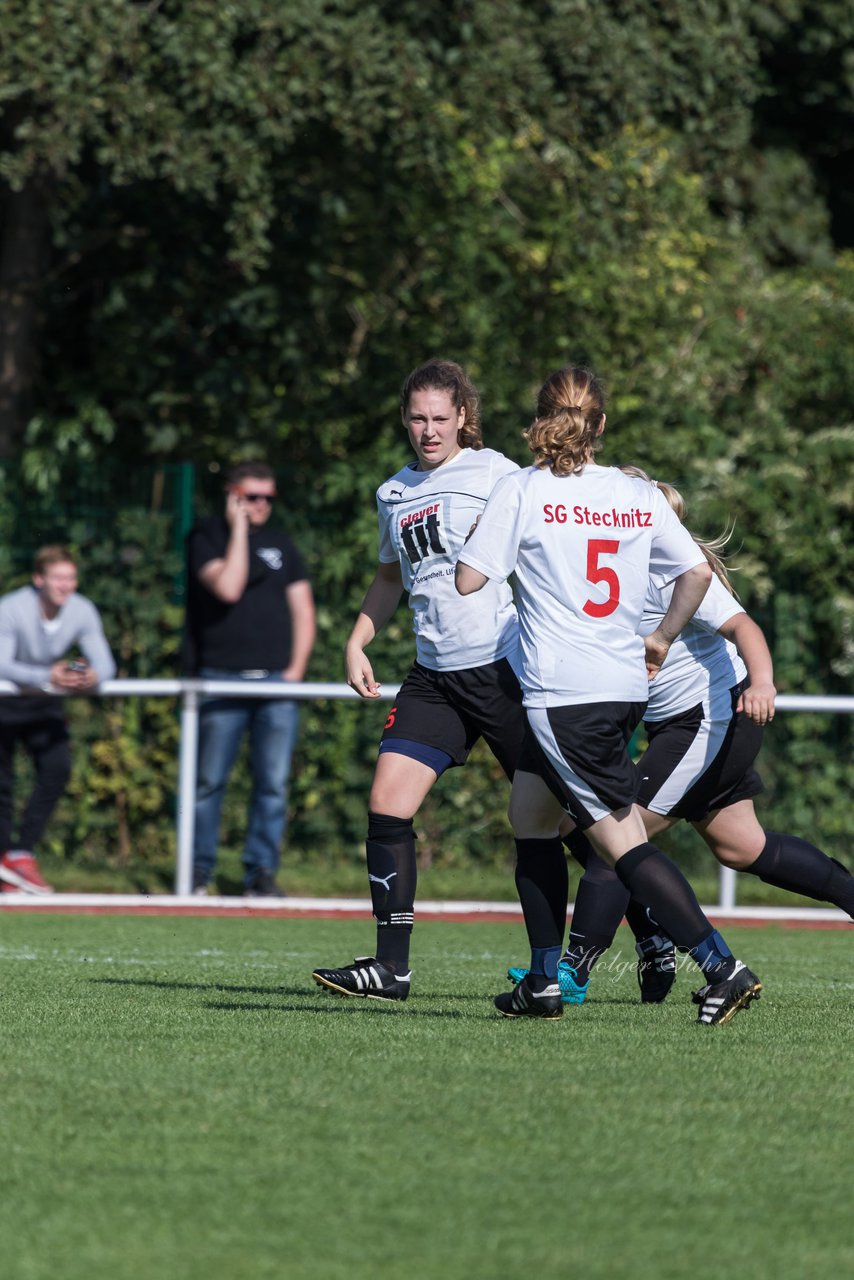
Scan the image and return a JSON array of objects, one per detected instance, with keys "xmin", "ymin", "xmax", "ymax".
[
  {"xmin": 560, "ymin": 831, "xmax": 630, "ymax": 997},
  {"xmin": 311, "ymin": 752, "xmax": 437, "ymax": 1003},
  {"xmin": 618, "ymin": 699, "xmax": 744, "ymax": 1001},
  {"xmin": 528, "ymin": 701, "xmax": 760, "ymax": 1024},
  {"xmin": 696, "ymin": 800, "xmax": 854, "ymax": 918},
  {"xmin": 614, "ymin": 809, "xmax": 683, "ymax": 1002},
  {"xmin": 503, "ymin": 702, "xmax": 646, "ymax": 1017},
  {"xmin": 367, "ymin": 750, "xmax": 439, "ymax": 972},
  {"xmin": 313, "ymin": 666, "xmax": 467, "ymax": 1002},
  {"xmin": 497, "ymin": 768, "xmax": 567, "ymax": 1018},
  {"xmin": 587, "ymin": 812, "xmax": 761, "ymax": 1023}
]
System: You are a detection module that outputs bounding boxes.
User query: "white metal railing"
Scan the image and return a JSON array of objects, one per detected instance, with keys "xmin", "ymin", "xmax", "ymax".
[{"xmin": 0, "ymin": 680, "xmax": 850, "ymax": 903}]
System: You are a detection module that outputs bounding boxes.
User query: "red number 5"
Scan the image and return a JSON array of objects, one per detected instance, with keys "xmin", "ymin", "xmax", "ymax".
[{"xmin": 582, "ymin": 539, "xmax": 620, "ymax": 617}]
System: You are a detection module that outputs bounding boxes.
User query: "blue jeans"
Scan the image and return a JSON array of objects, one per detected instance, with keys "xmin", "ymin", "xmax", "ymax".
[{"xmin": 193, "ymin": 670, "xmax": 300, "ymax": 887}]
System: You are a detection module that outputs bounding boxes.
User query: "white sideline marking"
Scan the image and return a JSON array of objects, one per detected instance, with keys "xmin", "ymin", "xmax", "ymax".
[{"xmin": 0, "ymin": 892, "xmax": 848, "ymax": 924}]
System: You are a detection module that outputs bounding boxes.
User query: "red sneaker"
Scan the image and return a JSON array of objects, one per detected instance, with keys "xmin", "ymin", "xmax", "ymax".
[{"xmin": 0, "ymin": 851, "xmax": 54, "ymax": 895}]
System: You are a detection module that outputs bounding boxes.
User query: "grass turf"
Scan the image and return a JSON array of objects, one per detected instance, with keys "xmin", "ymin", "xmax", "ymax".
[{"xmin": 1, "ymin": 914, "xmax": 851, "ymax": 1280}]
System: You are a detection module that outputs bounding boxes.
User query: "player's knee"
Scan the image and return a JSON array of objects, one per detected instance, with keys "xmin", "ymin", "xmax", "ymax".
[
  {"xmin": 368, "ymin": 782, "xmax": 414, "ymax": 818},
  {"xmin": 713, "ymin": 845, "xmax": 758, "ymax": 871},
  {"xmin": 508, "ymin": 797, "xmax": 559, "ymax": 840}
]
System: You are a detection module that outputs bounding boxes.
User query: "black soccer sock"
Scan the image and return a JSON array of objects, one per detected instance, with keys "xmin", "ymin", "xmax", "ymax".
[
  {"xmin": 565, "ymin": 851, "xmax": 630, "ymax": 985},
  {"xmin": 367, "ymin": 812, "xmax": 417, "ymax": 975},
  {"xmin": 624, "ymin": 898, "xmax": 667, "ymax": 948},
  {"xmin": 748, "ymin": 832, "xmax": 854, "ymax": 918},
  {"xmin": 614, "ymin": 843, "xmax": 736, "ymax": 979},
  {"xmin": 515, "ymin": 837, "xmax": 568, "ymax": 987}
]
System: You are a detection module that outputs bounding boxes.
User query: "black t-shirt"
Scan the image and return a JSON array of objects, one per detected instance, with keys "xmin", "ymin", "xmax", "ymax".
[{"xmin": 184, "ymin": 516, "xmax": 309, "ymax": 672}]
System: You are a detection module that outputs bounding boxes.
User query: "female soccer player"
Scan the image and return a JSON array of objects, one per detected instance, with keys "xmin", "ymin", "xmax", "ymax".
[
  {"xmin": 457, "ymin": 365, "xmax": 762, "ymax": 1025},
  {"xmin": 533, "ymin": 471, "xmax": 854, "ymax": 1007},
  {"xmin": 312, "ymin": 359, "xmax": 526, "ymax": 1003}
]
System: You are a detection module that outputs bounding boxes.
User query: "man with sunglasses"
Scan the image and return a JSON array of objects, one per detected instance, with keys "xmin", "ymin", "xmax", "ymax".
[{"xmin": 185, "ymin": 460, "xmax": 315, "ymax": 896}]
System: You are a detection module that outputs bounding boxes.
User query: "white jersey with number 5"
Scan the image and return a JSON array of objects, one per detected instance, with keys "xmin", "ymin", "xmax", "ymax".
[
  {"xmin": 459, "ymin": 463, "xmax": 706, "ymax": 707},
  {"xmin": 377, "ymin": 447, "xmax": 520, "ymax": 672}
]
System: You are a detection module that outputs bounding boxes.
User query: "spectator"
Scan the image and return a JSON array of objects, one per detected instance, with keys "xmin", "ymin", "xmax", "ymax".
[
  {"xmin": 185, "ymin": 460, "xmax": 316, "ymax": 897},
  {"xmin": 0, "ymin": 545, "xmax": 116, "ymax": 894}
]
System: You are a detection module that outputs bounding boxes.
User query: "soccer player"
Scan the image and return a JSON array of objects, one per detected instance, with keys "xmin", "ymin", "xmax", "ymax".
[
  {"xmin": 517, "ymin": 470, "xmax": 854, "ymax": 1007},
  {"xmin": 311, "ymin": 359, "xmax": 526, "ymax": 1003},
  {"xmin": 456, "ymin": 365, "xmax": 762, "ymax": 1026}
]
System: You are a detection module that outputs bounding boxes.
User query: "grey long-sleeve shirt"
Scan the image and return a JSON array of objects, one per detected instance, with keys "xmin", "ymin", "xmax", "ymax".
[{"xmin": 0, "ymin": 585, "xmax": 116, "ymax": 689}]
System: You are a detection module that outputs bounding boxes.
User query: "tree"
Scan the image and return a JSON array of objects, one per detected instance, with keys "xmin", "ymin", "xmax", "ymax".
[{"xmin": 1, "ymin": 1, "xmax": 851, "ymax": 873}]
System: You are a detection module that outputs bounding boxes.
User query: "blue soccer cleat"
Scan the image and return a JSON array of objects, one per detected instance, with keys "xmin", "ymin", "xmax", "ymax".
[{"xmin": 506, "ymin": 960, "xmax": 589, "ymax": 1005}]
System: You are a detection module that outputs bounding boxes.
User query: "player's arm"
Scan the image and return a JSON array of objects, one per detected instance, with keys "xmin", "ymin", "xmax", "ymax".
[
  {"xmin": 455, "ymin": 562, "xmax": 489, "ymax": 595},
  {"xmin": 282, "ymin": 580, "xmax": 316, "ymax": 682},
  {"xmin": 455, "ymin": 471, "xmax": 520, "ymax": 594},
  {"xmin": 718, "ymin": 612, "xmax": 776, "ymax": 724},
  {"xmin": 644, "ymin": 562, "xmax": 713, "ymax": 679},
  {"xmin": 198, "ymin": 491, "xmax": 251, "ymax": 603},
  {"xmin": 345, "ymin": 561, "xmax": 404, "ymax": 698}
]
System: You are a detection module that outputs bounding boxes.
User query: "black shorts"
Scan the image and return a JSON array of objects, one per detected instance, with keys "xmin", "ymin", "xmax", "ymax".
[
  {"xmin": 639, "ymin": 682, "xmax": 764, "ymax": 822},
  {"xmin": 379, "ymin": 657, "xmax": 526, "ymax": 780},
  {"xmin": 519, "ymin": 701, "xmax": 646, "ymax": 829}
]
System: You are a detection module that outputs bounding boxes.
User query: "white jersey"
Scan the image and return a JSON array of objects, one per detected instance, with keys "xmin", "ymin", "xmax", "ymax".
[
  {"xmin": 459, "ymin": 463, "xmax": 705, "ymax": 707},
  {"xmin": 642, "ymin": 572, "xmax": 746, "ymax": 721},
  {"xmin": 377, "ymin": 447, "xmax": 520, "ymax": 671}
]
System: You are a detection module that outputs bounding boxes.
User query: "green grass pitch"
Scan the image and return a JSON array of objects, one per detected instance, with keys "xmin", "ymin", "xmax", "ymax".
[{"xmin": 1, "ymin": 914, "xmax": 851, "ymax": 1280}]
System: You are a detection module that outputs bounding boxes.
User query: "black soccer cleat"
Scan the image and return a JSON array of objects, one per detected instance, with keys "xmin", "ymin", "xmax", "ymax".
[
  {"xmin": 311, "ymin": 956, "xmax": 410, "ymax": 1003},
  {"xmin": 494, "ymin": 975, "xmax": 563, "ymax": 1020},
  {"xmin": 636, "ymin": 933, "xmax": 677, "ymax": 1004},
  {"xmin": 695, "ymin": 961, "xmax": 762, "ymax": 1026}
]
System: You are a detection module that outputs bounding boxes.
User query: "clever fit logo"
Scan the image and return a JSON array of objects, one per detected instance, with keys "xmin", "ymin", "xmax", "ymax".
[{"xmin": 399, "ymin": 503, "xmax": 446, "ymax": 565}]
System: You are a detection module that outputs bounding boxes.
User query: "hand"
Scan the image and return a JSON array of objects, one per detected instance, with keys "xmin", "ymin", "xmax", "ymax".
[
  {"xmin": 281, "ymin": 664, "xmax": 304, "ymax": 683},
  {"xmin": 737, "ymin": 680, "xmax": 776, "ymax": 725},
  {"xmin": 225, "ymin": 489, "xmax": 250, "ymax": 531},
  {"xmin": 49, "ymin": 661, "xmax": 86, "ymax": 690},
  {"xmin": 643, "ymin": 630, "xmax": 671, "ymax": 681},
  {"xmin": 345, "ymin": 645, "xmax": 380, "ymax": 699}
]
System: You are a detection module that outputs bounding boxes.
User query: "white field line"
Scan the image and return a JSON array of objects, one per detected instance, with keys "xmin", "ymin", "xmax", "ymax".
[{"xmin": 0, "ymin": 892, "xmax": 847, "ymax": 924}]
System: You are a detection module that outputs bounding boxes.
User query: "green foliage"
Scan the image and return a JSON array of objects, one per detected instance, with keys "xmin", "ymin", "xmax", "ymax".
[{"xmin": 0, "ymin": 2, "xmax": 851, "ymax": 876}]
